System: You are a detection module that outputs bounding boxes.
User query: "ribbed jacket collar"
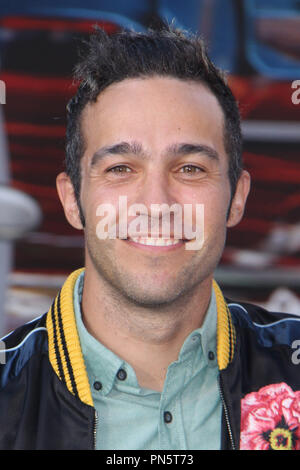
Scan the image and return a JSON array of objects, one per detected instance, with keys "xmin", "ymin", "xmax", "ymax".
[{"xmin": 46, "ymin": 268, "xmax": 236, "ymax": 407}]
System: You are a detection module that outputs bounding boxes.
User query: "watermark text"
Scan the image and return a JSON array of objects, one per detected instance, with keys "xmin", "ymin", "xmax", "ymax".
[
  {"xmin": 291, "ymin": 80, "xmax": 300, "ymax": 105},
  {"xmin": 95, "ymin": 196, "xmax": 205, "ymax": 250},
  {"xmin": 0, "ymin": 80, "xmax": 6, "ymax": 104}
]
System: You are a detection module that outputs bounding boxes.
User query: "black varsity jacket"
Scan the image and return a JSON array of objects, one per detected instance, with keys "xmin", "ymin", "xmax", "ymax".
[{"xmin": 1, "ymin": 268, "xmax": 300, "ymax": 450}]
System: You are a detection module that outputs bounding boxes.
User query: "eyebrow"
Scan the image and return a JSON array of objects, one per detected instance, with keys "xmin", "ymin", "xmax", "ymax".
[
  {"xmin": 166, "ymin": 142, "xmax": 220, "ymax": 162},
  {"xmin": 90, "ymin": 140, "xmax": 220, "ymax": 167}
]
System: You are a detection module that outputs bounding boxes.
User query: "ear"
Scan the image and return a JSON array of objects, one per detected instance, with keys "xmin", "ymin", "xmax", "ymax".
[
  {"xmin": 226, "ymin": 170, "xmax": 251, "ymax": 228},
  {"xmin": 56, "ymin": 172, "xmax": 83, "ymax": 230}
]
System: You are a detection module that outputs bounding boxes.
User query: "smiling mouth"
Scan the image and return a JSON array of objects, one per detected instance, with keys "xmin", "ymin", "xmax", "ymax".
[{"xmin": 128, "ymin": 237, "xmax": 182, "ymax": 246}]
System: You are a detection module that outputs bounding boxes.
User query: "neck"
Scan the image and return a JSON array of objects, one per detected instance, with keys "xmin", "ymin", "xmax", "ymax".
[{"xmin": 81, "ymin": 262, "xmax": 213, "ymax": 392}]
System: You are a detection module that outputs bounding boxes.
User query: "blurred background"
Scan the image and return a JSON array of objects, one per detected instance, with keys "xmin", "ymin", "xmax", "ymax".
[{"xmin": 0, "ymin": 0, "xmax": 300, "ymax": 335}]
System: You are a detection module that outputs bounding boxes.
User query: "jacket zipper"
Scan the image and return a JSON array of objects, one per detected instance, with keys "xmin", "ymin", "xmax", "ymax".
[
  {"xmin": 218, "ymin": 375, "xmax": 236, "ymax": 450},
  {"xmin": 93, "ymin": 410, "xmax": 98, "ymax": 450}
]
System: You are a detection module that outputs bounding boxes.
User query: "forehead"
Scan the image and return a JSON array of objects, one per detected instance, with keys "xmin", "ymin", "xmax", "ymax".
[{"xmin": 80, "ymin": 76, "xmax": 226, "ymax": 158}]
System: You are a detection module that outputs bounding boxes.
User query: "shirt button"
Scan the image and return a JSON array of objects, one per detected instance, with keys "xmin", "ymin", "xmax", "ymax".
[
  {"xmin": 208, "ymin": 351, "xmax": 215, "ymax": 361},
  {"xmin": 93, "ymin": 381, "xmax": 102, "ymax": 391},
  {"xmin": 117, "ymin": 368, "xmax": 127, "ymax": 381},
  {"xmin": 164, "ymin": 411, "xmax": 173, "ymax": 423}
]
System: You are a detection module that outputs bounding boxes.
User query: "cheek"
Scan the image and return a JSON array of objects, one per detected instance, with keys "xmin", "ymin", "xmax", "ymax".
[
  {"xmin": 82, "ymin": 183, "xmax": 120, "ymax": 224},
  {"xmin": 201, "ymin": 192, "xmax": 230, "ymax": 239}
]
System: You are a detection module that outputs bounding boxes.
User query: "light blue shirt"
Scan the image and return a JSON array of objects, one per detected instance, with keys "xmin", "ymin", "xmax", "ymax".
[{"xmin": 74, "ymin": 272, "xmax": 222, "ymax": 450}]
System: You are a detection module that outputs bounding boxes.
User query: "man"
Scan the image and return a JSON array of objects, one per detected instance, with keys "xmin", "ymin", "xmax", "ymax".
[{"xmin": 1, "ymin": 24, "xmax": 300, "ymax": 451}]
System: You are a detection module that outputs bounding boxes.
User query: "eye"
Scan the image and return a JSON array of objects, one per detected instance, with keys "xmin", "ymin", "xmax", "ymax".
[
  {"xmin": 179, "ymin": 165, "xmax": 204, "ymax": 174},
  {"xmin": 107, "ymin": 165, "xmax": 132, "ymax": 174}
]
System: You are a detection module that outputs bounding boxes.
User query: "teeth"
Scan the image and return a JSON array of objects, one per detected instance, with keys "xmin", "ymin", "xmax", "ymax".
[{"xmin": 130, "ymin": 237, "xmax": 180, "ymax": 246}]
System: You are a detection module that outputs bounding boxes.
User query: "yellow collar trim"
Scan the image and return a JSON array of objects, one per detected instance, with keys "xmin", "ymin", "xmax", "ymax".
[
  {"xmin": 213, "ymin": 279, "xmax": 236, "ymax": 370},
  {"xmin": 46, "ymin": 269, "xmax": 235, "ymax": 407},
  {"xmin": 46, "ymin": 268, "xmax": 93, "ymax": 407}
]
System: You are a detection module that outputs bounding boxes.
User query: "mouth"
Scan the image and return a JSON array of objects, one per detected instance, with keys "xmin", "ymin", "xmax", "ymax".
[
  {"xmin": 124, "ymin": 236, "xmax": 186, "ymax": 251},
  {"xmin": 129, "ymin": 236, "xmax": 182, "ymax": 246}
]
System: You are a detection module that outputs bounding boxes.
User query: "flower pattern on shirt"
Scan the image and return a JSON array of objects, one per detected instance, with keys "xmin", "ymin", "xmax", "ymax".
[{"xmin": 240, "ymin": 382, "xmax": 300, "ymax": 450}]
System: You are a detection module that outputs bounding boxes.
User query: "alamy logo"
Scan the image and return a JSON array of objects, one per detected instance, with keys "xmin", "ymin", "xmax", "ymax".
[
  {"xmin": 0, "ymin": 80, "xmax": 6, "ymax": 104},
  {"xmin": 95, "ymin": 196, "xmax": 205, "ymax": 250},
  {"xmin": 0, "ymin": 340, "xmax": 6, "ymax": 364},
  {"xmin": 291, "ymin": 80, "xmax": 300, "ymax": 105},
  {"xmin": 291, "ymin": 339, "xmax": 300, "ymax": 365}
]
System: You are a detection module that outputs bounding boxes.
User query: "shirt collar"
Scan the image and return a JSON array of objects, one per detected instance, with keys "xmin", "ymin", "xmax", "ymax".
[
  {"xmin": 74, "ymin": 271, "xmax": 218, "ymax": 395},
  {"xmin": 178, "ymin": 287, "xmax": 217, "ymax": 367},
  {"xmin": 74, "ymin": 271, "xmax": 126, "ymax": 395}
]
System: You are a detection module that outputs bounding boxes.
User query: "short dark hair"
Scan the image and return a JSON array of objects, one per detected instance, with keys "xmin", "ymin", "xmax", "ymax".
[{"xmin": 66, "ymin": 23, "xmax": 243, "ymax": 226}]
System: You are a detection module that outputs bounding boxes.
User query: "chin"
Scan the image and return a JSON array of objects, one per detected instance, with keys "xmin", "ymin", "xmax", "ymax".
[
  {"xmin": 118, "ymin": 279, "xmax": 188, "ymax": 308},
  {"xmin": 123, "ymin": 292, "xmax": 180, "ymax": 308}
]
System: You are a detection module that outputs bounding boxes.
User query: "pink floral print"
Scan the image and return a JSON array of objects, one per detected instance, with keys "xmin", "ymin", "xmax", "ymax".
[{"xmin": 240, "ymin": 382, "xmax": 300, "ymax": 450}]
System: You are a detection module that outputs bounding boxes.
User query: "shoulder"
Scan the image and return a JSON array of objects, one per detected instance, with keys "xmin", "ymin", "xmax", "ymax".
[
  {"xmin": 227, "ymin": 299, "xmax": 300, "ymax": 347},
  {"xmin": 227, "ymin": 298, "xmax": 300, "ymax": 325},
  {"xmin": 0, "ymin": 314, "xmax": 48, "ymax": 388}
]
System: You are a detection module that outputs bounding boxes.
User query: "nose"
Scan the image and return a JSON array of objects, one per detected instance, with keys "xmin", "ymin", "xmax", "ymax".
[
  {"xmin": 135, "ymin": 168, "xmax": 175, "ymax": 213},
  {"xmin": 130, "ymin": 168, "xmax": 181, "ymax": 237}
]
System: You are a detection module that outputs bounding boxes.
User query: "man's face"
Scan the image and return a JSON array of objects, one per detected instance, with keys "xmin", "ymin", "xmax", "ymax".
[{"xmin": 58, "ymin": 76, "xmax": 250, "ymax": 306}]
